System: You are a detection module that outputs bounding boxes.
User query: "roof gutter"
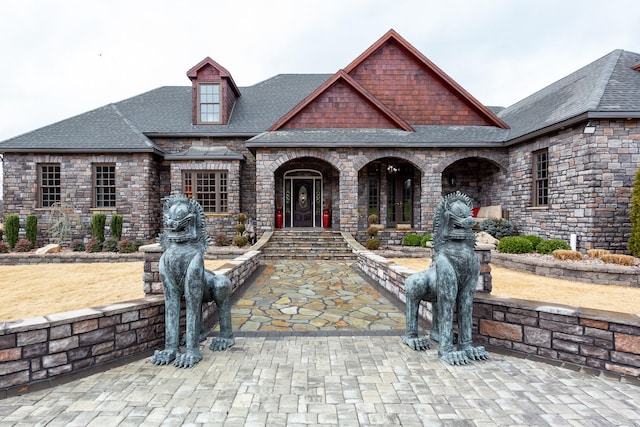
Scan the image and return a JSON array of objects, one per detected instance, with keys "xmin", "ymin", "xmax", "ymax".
[
  {"xmin": 502, "ymin": 111, "xmax": 640, "ymax": 147},
  {"xmin": 0, "ymin": 147, "xmax": 164, "ymax": 155},
  {"xmin": 144, "ymin": 132, "xmax": 260, "ymax": 138}
]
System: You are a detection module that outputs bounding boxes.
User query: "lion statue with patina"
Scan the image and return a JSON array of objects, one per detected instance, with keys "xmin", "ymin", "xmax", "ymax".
[
  {"xmin": 151, "ymin": 194, "xmax": 235, "ymax": 369},
  {"xmin": 403, "ymin": 191, "xmax": 488, "ymax": 365}
]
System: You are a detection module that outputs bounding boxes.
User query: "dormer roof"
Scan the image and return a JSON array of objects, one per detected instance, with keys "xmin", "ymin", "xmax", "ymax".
[{"xmin": 187, "ymin": 56, "xmax": 240, "ymax": 97}]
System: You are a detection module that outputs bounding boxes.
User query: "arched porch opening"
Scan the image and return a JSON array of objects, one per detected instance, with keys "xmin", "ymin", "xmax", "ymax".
[
  {"xmin": 358, "ymin": 157, "xmax": 421, "ymax": 229},
  {"xmin": 274, "ymin": 157, "xmax": 339, "ymax": 228},
  {"xmin": 442, "ymin": 157, "xmax": 504, "ymax": 207}
]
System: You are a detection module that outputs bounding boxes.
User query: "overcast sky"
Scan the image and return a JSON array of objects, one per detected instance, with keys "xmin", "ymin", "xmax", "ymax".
[{"xmin": 1, "ymin": 0, "xmax": 640, "ymax": 142}]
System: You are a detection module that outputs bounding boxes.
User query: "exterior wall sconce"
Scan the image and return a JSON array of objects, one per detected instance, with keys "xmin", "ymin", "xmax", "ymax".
[
  {"xmin": 583, "ymin": 121, "xmax": 596, "ymax": 134},
  {"xmin": 448, "ymin": 174, "xmax": 457, "ymax": 186}
]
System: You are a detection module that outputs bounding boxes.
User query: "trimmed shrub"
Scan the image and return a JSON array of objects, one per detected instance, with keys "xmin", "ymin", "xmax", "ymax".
[
  {"xmin": 0, "ymin": 241, "xmax": 9, "ymax": 254},
  {"xmin": 587, "ymin": 248, "xmax": 610, "ymax": 259},
  {"xmin": 402, "ymin": 233, "xmax": 422, "ymax": 247},
  {"xmin": 102, "ymin": 238, "xmax": 119, "ymax": 252},
  {"xmin": 71, "ymin": 239, "xmax": 86, "ymax": 252},
  {"xmin": 5, "ymin": 214, "xmax": 19, "ymax": 249},
  {"xmin": 480, "ymin": 218, "xmax": 514, "ymax": 239},
  {"xmin": 117, "ymin": 239, "xmax": 139, "ymax": 253},
  {"xmin": 365, "ymin": 238, "xmax": 380, "ymax": 250},
  {"xmin": 522, "ymin": 235, "xmax": 543, "ymax": 249},
  {"xmin": 368, "ymin": 214, "xmax": 379, "ymax": 225},
  {"xmin": 91, "ymin": 213, "xmax": 107, "ymax": 242},
  {"xmin": 215, "ymin": 234, "xmax": 230, "ymax": 246},
  {"xmin": 367, "ymin": 225, "xmax": 380, "ymax": 237},
  {"xmin": 628, "ymin": 167, "xmax": 640, "ymax": 256},
  {"xmin": 86, "ymin": 237, "xmax": 103, "ymax": 253},
  {"xmin": 497, "ymin": 236, "xmax": 534, "ymax": 254},
  {"xmin": 601, "ymin": 254, "xmax": 636, "ymax": 266},
  {"xmin": 421, "ymin": 233, "xmax": 433, "ymax": 247},
  {"xmin": 552, "ymin": 250, "xmax": 584, "ymax": 261},
  {"xmin": 14, "ymin": 239, "xmax": 33, "ymax": 252},
  {"xmin": 233, "ymin": 235, "xmax": 249, "ymax": 247},
  {"xmin": 536, "ymin": 239, "xmax": 571, "ymax": 255},
  {"xmin": 110, "ymin": 214, "xmax": 123, "ymax": 240},
  {"xmin": 26, "ymin": 215, "xmax": 38, "ymax": 249}
]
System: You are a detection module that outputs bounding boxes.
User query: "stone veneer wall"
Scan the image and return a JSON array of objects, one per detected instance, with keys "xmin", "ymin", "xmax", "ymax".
[
  {"xmin": 0, "ymin": 239, "xmax": 266, "ymax": 395},
  {"xmin": 1, "ymin": 152, "xmax": 162, "ymax": 243},
  {"xmin": 505, "ymin": 119, "xmax": 640, "ymax": 253},
  {"xmin": 351, "ymin": 239, "xmax": 640, "ymax": 378}
]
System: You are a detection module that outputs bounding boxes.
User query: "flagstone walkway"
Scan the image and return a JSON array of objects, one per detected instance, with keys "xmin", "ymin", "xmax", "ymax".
[{"xmin": 226, "ymin": 260, "xmax": 406, "ymax": 334}]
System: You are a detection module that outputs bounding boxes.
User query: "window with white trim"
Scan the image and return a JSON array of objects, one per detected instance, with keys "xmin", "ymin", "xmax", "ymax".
[{"xmin": 199, "ymin": 83, "xmax": 221, "ymax": 123}]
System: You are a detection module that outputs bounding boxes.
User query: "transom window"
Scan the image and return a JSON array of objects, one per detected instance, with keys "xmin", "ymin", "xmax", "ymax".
[
  {"xmin": 199, "ymin": 83, "xmax": 221, "ymax": 123},
  {"xmin": 39, "ymin": 164, "xmax": 61, "ymax": 207},
  {"xmin": 94, "ymin": 164, "xmax": 116, "ymax": 208},
  {"xmin": 183, "ymin": 171, "xmax": 228, "ymax": 213},
  {"xmin": 533, "ymin": 149, "xmax": 549, "ymax": 206}
]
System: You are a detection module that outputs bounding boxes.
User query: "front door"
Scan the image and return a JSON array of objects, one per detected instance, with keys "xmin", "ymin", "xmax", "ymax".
[
  {"xmin": 387, "ymin": 175, "xmax": 412, "ymax": 227},
  {"xmin": 293, "ymin": 179, "xmax": 313, "ymax": 227}
]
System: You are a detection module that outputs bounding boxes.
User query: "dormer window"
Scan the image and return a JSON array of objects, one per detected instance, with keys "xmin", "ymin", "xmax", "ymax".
[{"xmin": 199, "ymin": 83, "xmax": 221, "ymax": 123}]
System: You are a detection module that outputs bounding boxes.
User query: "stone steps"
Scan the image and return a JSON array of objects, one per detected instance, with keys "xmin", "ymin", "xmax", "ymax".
[{"xmin": 262, "ymin": 229, "xmax": 356, "ymax": 260}]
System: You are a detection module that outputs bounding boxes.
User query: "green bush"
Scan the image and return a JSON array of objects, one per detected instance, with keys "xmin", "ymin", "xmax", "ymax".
[
  {"xmin": 365, "ymin": 238, "xmax": 380, "ymax": 250},
  {"xmin": 5, "ymin": 214, "xmax": 19, "ymax": 249},
  {"xmin": 521, "ymin": 235, "xmax": 543, "ymax": 248},
  {"xmin": 536, "ymin": 239, "xmax": 571, "ymax": 255},
  {"xmin": 629, "ymin": 168, "xmax": 640, "ymax": 256},
  {"xmin": 402, "ymin": 233, "xmax": 422, "ymax": 246},
  {"xmin": 233, "ymin": 235, "xmax": 249, "ymax": 247},
  {"xmin": 102, "ymin": 238, "xmax": 119, "ymax": 252},
  {"xmin": 367, "ymin": 225, "xmax": 379, "ymax": 237},
  {"xmin": 480, "ymin": 218, "xmax": 514, "ymax": 239},
  {"xmin": 71, "ymin": 239, "xmax": 86, "ymax": 252},
  {"xmin": 91, "ymin": 213, "xmax": 107, "ymax": 242},
  {"xmin": 110, "ymin": 214, "xmax": 123, "ymax": 240},
  {"xmin": 421, "ymin": 234, "xmax": 433, "ymax": 247},
  {"xmin": 497, "ymin": 236, "xmax": 534, "ymax": 254},
  {"xmin": 26, "ymin": 215, "xmax": 38, "ymax": 249}
]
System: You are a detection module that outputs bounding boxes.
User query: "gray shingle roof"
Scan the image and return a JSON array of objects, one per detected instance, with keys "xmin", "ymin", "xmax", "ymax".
[
  {"xmin": 497, "ymin": 49, "xmax": 640, "ymax": 141},
  {"xmin": 1, "ymin": 50, "xmax": 638, "ymax": 153}
]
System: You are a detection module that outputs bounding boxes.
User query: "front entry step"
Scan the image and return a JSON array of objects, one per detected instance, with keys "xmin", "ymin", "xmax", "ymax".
[{"xmin": 262, "ymin": 229, "xmax": 356, "ymax": 260}]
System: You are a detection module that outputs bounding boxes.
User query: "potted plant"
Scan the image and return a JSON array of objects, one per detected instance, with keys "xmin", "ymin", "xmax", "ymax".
[{"xmin": 323, "ymin": 198, "xmax": 332, "ymax": 228}]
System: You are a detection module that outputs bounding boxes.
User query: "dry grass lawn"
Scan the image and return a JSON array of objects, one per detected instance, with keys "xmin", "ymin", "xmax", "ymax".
[
  {"xmin": 1, "ymin": 258, "xmax": 637, "ymax": 322},
  {"xmin": 0, "ymin": 259, "xmax": 228, "ymax": 322},
  {"xmin": 393, "ymin": 258, "xmax": 639, "ymax": 315}
]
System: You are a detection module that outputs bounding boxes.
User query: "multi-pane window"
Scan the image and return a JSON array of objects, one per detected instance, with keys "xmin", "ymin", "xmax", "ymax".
[
  {"xmin": 199, "ymin": 83, "xmax": 221, "ymax": 123},
  {"xmin": 39, "ymin": 164, "xmax": 61, "ymax": 207},
  {"xmin": 183, "ymin": 171, "xmax": 228, "ymax": 213},
  {"xmin": 94, "ymin": 164, "xmax": 116, "ymax": 208},
  {"xmin": 533, "ymin": 149, "xmax": 549, "ymax": 206}
]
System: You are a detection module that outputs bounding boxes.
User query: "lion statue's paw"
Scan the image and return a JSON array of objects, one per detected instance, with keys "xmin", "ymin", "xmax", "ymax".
[
  {"xmin": 465, "ymin": 346, "xmax": 489, "ymax": 361},
  {"xmin": 441, "ymin": 350, "xmax": 469, "ymax": 365},
  {"xmin": 151, "ymin": 349, "xmax": 178, "ymax": 365},
  {"xmin": 210, "ymin": 337, "xmax": 235, "ymax": 351},
  {"xmin": 402, "ymin": 335, "xmax": 430, "ymax": 351},
  {"xmin": 173, "ymin": 350, "xmax": 203, "ymax": 368}
]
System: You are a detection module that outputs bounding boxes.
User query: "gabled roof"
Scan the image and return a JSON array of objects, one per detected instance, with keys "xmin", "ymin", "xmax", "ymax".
[
  {"xmin": 187, "ymin": 56, "xmax": 241, "ymax": 97},
  {"xmin": 345, "ymin": 29, "xmax": 509, "ymax": 129},
  {"xmin": 498, "ymin": 49, "xmax": 640, "ymax": 142},
  {"xmin": 269, "ymin": 70, "xmax": 413, "ymax": 131}
]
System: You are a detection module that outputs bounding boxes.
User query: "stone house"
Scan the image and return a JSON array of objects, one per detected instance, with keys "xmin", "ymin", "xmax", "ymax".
[{"xmin": 1, "ymin": 29, "xmax": 639, "ymax": 252}]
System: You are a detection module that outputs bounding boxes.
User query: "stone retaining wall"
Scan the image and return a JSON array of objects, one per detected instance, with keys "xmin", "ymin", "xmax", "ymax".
[
  {"xmin": 351, "ymin": 239, "xmax": 640, "ymax": 378},
  {"xmin": 491, "ymin": 252, "xmax": 640, "ymax": 287},
  {"xmin": 0, "ymin": 237, "xmax": 267, "ymax": 394}
]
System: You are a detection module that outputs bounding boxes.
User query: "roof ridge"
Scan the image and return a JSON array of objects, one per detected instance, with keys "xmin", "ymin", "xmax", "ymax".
[
  {"xmin": 109, "ymin": 104, "xmax": 164, "ymax": 153},
  {"xmin": 590, "ymin": 49, "xmax": 623, "ymax": 110}
]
